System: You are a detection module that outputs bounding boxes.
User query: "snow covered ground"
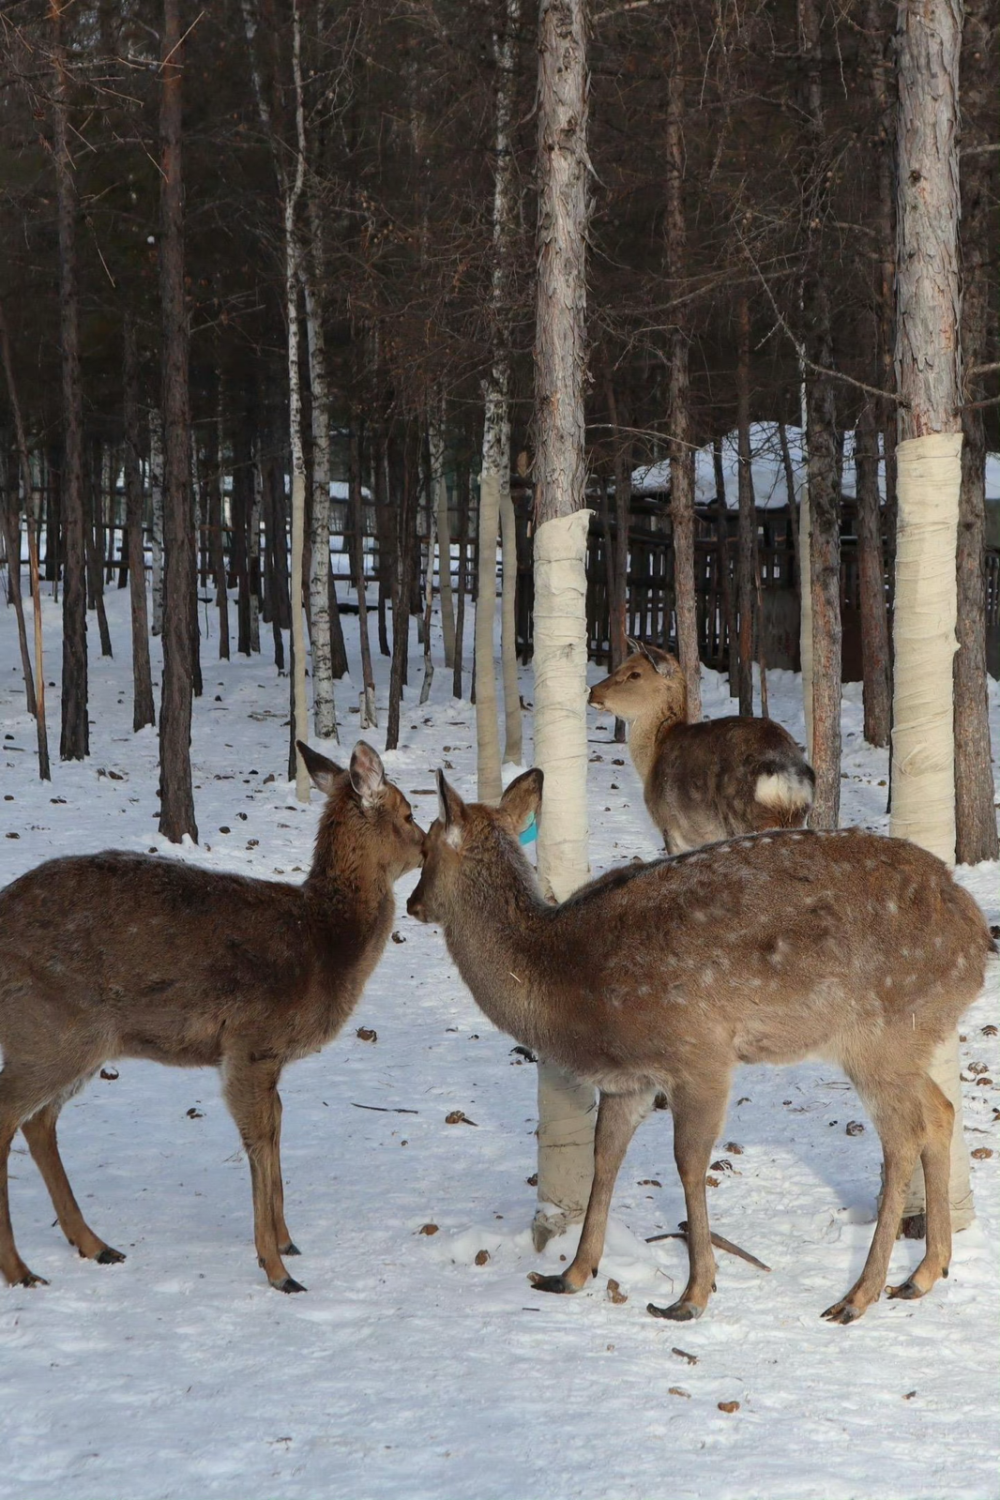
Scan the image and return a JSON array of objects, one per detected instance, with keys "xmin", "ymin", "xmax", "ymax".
[{"xmin": 0, "ymin": 579, "xmax": 997, "ymax": 1500}]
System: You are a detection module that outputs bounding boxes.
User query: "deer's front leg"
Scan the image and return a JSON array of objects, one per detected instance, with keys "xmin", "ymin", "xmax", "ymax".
[{"xmin": 223, "ymin": 1054, "xmax": 304, "ymax": 1293}]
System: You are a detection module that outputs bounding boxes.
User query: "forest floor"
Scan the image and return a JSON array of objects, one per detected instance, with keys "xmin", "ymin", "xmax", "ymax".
[{"xmin": 0, "ymin": 581, "xmax": 997, "ymax": 1500}]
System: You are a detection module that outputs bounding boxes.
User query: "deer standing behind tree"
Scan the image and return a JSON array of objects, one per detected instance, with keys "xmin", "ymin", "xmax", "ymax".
[
  {"xmin": 408, "ymin": 771, "xmax": 993, "ymax": 1324},
  {"xmin": 0, "ymin": 743, "xmax": 423, "ymax": 1294},
  {"xmin": 589, "ymin": 641, "xmax": 815, "ymax": 853}
]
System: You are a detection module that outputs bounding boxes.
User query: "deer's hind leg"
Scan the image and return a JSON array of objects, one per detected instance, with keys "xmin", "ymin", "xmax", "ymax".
[
  {"xmin": 886, "ymin": 1073, "xmax": 954, "ymax": 1302},
  {"xmin": 648, "ymin": 1073, "xmax": 730, "ymax": 1321},
  {"xmin": 22, "ymin": 1101, "xmax": 125, "ymax": 1266},
  {"xmin": 1, "ymin": 1056, "xmax": 99, "ymax": 1287},
  {"xmin": 822, "ymin": 1062, "xmax": 928, "ymax": 1325}
]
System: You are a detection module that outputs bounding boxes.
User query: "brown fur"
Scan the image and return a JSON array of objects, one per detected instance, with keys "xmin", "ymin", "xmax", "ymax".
[
  {"xmin": 0, "ymin": 741, "xmax": 424, "ymax": 1294},
  {"xmin": 589, "ymin": 642, "xmax": 815, "ymax": 852},
  {"xmin": 409, "ymin": 772, "xmax": 992, "ymax": 1324}
]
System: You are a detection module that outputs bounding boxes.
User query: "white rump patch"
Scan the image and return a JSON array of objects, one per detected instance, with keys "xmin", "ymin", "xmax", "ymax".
[{"xmin": 755, "ymin": 771, "xmax": 814, "ymax": 811}]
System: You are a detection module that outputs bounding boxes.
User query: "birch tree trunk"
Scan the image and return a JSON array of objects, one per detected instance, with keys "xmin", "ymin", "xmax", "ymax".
[
  {"xmin": 799, "ymin": 0, "xmax": 841, "ymax": 828},
  {"xmin": 349, "ymin": 421, "xmax": 377, "ymax": 727},
  {"xmin": 665, "ymin": 36, "xmax": 700, "ymax": 722},
  {"xmin": 303, "ymin": 268, "xmax": 338, "ymax": 741},
  {"xmin": 532, "ymin": 0, "xmax": 597, "ymax": 1249},
  {"xmin": 430, "ymin": 391, "xmax": 455, "ymax": 670},
  {"xmin": 50, "ymin": 0, "xmax": 88, "ymax": 762},
  {"xmin": 892, "ymin": 0, "xmax": 971, "ymax": 1231},
  {"xmin": 286, "ymin": 0, "xmax": 309, "ymax": 799},
  {"xmin": 158, "ymin": 0, "xmax": 197, "ymax": 843},
  {"xmin": 476, "ymin": 0, "xmax": 522, "ymax": 797},
  {"xmin": 500, "ymin": 437, "xmax": 523, "ymax": 762},
  {"xmin": 0, "ymin": 302, "xmax": 39, "ymax": 726}
]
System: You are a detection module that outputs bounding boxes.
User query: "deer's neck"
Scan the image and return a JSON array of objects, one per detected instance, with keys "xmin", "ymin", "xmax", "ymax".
[
  {"xmin": 442, "ymin": 847, "xmax": 558, "ymax": 1055},
  {"xmin": 305, "ymin": 851, "xmax": 394, "ymax": 970},
  {"xmin": 627, "ymin": 696, "xmax": 685, "ymax": 782}
]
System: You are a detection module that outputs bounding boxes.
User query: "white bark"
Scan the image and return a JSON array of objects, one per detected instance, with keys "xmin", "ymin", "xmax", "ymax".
[
  {"xmin": 532, "ymin": 0, "xmax": 595, "ymax": 1245},
  {"xmin": 286, "ymin": 0, "xmax": 309, "ymax": 801},
  {"xmin": 303, "ymin": 268, "xmax": 337, "ymax": 741},
  {"xmin": 474, "ymin": 456, "xmax": 503, "ymax": 802},
  {"xmin": 149, "ymin": 413, "xmax": 164, "ymax": 637},
  {"xmin": 430, "ymin": 392, "xmax": 454, "ymax": 670}
]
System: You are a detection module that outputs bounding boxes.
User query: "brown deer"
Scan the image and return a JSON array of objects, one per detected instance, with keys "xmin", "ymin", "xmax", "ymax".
[
  {"xmin": 589, "ymin": 641, "xmax": 815, "ymax": 853},
  {"xmin": 407, "ymin": 770, "xmax": 993, "ymax": 1324},
  {"xmin": 0, "ymin": 741, "xmax": 424, "ymax": 1294}
]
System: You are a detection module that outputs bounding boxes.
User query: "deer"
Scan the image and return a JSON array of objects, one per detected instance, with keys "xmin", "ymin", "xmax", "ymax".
[
  {"xmin": 0, "ymin": 741, "xmax": 424, "ymax": 1295},
  {"xmin": 407, "ymin": 769, "xmax": 993, "ymax": 1324},
  {"xmin": 589, "ymin": 641, "xmax": 815, "ymax": 854}
]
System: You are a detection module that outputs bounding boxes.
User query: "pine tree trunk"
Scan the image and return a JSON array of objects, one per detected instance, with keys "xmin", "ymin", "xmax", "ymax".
[
  {"xmin": 149, "ymin": 414, "xmax": 165, "ymax": 636},
  {"xmin": 892, "ymin": 0, "xmax": 971, "ymax": 1231},
  {"xmin": 0, "ymin": 307, "xmax": 37, "ymax": 721},
  {"xmin": 386, "ymin": 431, "xmax": 417, "ymax": 752},
  {"xmin": 953, "ymin": 0, "xmax": 998, "ymax": 865},
  {"xmin": 123, "ymin": 314, "xmax": 155, "ymax": 731},
  {"xmin": 799, "ymin": 0, "xmax": 841, "ymax": 828},
  {"xmin": 665, "ymin": 39, "xmax": 700, "ymax": 722},
  {"xmin": 50, "ymin": 0, "xmax": 88, "ymax": 761},
  {"xmin": 532, "ymin": 0, "xmax": 596, "ymax": 1249},
  {"xmin": 157, "ymin": 0, "xmax": 197, "ymax": 844},
  {"xmin": 736, "ymin": 297, "xmax": 756, "ymax": 717},
  {"xmin": 0, "ymin": 303, "xmax": 49, "ymax": 776},
  {"xmin": 855, "ymin": 405, "xmax": 891, "ymax": 747}
]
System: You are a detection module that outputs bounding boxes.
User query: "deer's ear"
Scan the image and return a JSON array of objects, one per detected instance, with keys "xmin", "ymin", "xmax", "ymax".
[
  {"xmin": 349, "ymin": 741, "xmax": 387, "ymax": 804},
  {"xmin": 436, "ymin": 770, "xmax": 468, "ymax": 844},
  {"xmin": 637, "ymin": 641, "xmax": 678, "ymax": 678},
  {"xmin": 498, "ymin": 768, "xmax": 543, "ymax": 837},
  {"xmin": 626, "ymin": 636, "xmax": 642, "ymax": 656},
  {"xmin": 297, "ymin": 741, "xmax": 345, "ymax": 796}
]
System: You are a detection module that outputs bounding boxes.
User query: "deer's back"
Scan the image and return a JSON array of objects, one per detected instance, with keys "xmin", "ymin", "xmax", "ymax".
[
  {"xmin": 0, "ymin": 852, "xmax": 382, "ymax": 1067},
  {"xmin": 646, "ymin": 716, "xmax": 811, "ymax": 846},
  {"xmin": 535, "ymin": 830, "xmax": 989, "ymax": 1079}
]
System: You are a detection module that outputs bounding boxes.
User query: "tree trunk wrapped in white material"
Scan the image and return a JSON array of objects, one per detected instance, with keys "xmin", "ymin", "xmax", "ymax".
[
  {"xmin": 531, "ymin": 0, "xmax": 596, "ymax": 1249},
  {"xmin": 891, "ymin": 0, "xmax": 971, "ymax": 1230}
]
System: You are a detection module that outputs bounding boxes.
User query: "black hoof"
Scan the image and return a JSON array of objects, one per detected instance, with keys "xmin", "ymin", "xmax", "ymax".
[
  {"xmin": 821, "ymin": 1301, "xmax": 862, "ymax": 1324},
  {"xmin": 95, "ymin": 1246, "xmax": 126, "ymax": 1265},
  {"xmin": 17, "ymin": 1271, "xmax": 49, "ymax": 1288},
  {"xmin": 280, "ymin": 1242, "xmax": 302, "ymax": 1257},
  {"xmin": 273, "ymin": 1275, "xmax": 307, "ymax": 1294},
  {"xmin": 886, "ymin": 1278, "xmax": 923, "ymax": 1301},
  {"xmin": 527, "ymin": 1271, "xmax": 578, "ymax": 1294},
  {"xmin": 646, "ymin": 1300, "xmax": 703, "ymax": 1321}
]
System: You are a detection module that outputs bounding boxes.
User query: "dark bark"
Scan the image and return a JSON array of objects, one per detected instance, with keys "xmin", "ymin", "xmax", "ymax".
[
  {"xmin": 51, "ymin": 0, "xmax": 88, "ymax": 761},
  {"xmin": 855, "ymin": 404, "xmax": 891, "ymax": 747},
  {"xmin": 714, "ymin": 435, "xmax": 738, "ymax": 693},
  {"xmin": 736, "ymin": 297, "xmax": 756, "ymax": 717},
  {"xmin": 665, "ymin": 39, "xmax": 700, "ymax": 722},
  {"xmin": 374, "ymin": 427, "xmax": 392, "ymax": 657},
  {"xmin": 0, "ymin": 299, "xmax": 49, "ymax": 776},
  {"xmin": 85, "ymin": 444, "xmax": 113, "ymax": 658},
  {"xmin": 232, "ymin": 416, "xmax": 253, "ymax": 656},
  {"xmin": 953, "ymin": 0, "xmax": 998, "ymax": 865},
  {"xmin": 386, "ymin": 430, "xmax": 417, "ymax": 751},
  {"xmin": 123, "ymin": 314, "xmax": 155, "ymax": 731},
  {"xmin": 157, "ymin": 0, "xmax": 197, "ymax": 844}
]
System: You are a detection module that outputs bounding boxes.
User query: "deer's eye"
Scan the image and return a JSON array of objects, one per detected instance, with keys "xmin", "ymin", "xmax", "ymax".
[{"xmin": 628, "ymin": 671, "xmax": 642, "ymax": 681}]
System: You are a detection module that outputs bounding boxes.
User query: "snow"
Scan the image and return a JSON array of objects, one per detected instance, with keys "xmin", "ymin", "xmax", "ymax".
[
  {"xmin": 632, "ymin": 424, "xmax": 1000, "ymax": 510},
  {"xmin": 0, "ymin": 577, "xmax": 997, "ymax": 1500}
]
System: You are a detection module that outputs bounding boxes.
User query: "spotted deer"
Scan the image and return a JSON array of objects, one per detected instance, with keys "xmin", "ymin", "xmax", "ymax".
[
  {"xmin": 0, "ymin": 742, "xmax": 424, "ymax": 1294},
  {"xmin": 408, "ymin": 769, "xmax": 993, "ymax": 1324},
  {"xmin": 589, "ymin": 641, "xmax": 815, "ymax": 853}
]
